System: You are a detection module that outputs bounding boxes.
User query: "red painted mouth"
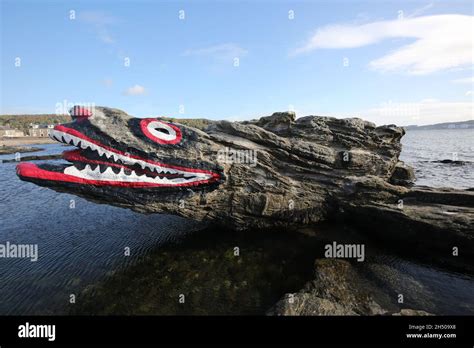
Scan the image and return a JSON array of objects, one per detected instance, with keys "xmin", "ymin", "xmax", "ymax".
[{"xmin": 16, "ymin": 124, "xmax": 220, "ymax": 188}]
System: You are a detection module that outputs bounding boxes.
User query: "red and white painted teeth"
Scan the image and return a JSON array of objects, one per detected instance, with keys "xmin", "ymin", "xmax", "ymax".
[
  {"xmin": 49, "ymin": 127, "xmax": 215, "ymax": 186},
  {"xmin": 63, "ymin": 165, "xmax": 204, "ymax": 185}
]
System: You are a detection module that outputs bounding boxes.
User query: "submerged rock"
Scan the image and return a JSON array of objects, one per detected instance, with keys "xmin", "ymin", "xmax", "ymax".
[
  {"xmin": 267, "ymin": 259, "xmax": 433, "ymax": 316},
  {"xmin": 392, "ymin": 309, "xmax": 433, "ymax": 316}
]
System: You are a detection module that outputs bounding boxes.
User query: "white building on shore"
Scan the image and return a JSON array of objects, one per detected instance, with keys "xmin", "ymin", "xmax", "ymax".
[
  {"xmin": 0, "ymin": 126, "xmax": 25, "ymax": 137},
  {"xmin": 28, "ymin": 124, "xmax": 54, "ymax": 137}
]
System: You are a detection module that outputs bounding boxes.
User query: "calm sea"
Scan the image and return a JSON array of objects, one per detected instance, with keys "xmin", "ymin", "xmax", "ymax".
[{"xmin": 401, "ymin": 128, "xmax": 473, "ymax": 189}]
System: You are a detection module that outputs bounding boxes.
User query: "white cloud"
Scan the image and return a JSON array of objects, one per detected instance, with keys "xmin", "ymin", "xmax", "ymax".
[
  {"xmin": 79, "ymin": 11, "xmax": 116, "ymax": 25},
  {"xmin": 362, "ymin": 99, "xmax": 473, "ymax": 125},
  {"xmin": 79, "ymin": 11, "xmax": 117, "ymax": 44},
  {"xmin": 101, "ymin": 79, "xmax": 113, "ymax": 87},
  {"xmin": 291, "ymin": 14, "xmax": 473, "ymax": 75},
  {"xmin": 123, "ymin": 85, "xmax": 147, "ymax": 96},
  {"xmin": 466, "ymin": 91, "xmax": 473, "ymax": 96},
  {"xmin": 97, "ymin": 29, "xmax": 114, "ymax": 44},
  {"xmin": 406, "ymin": 3, "xmax": 434, "ymax": 18},
  {"xmin": 452, "ymin": 76, "xmax": 474, "ymax": 84},
  {"xmin": 183, "ymin": 43, "xmax": 248, "ymax": 60}
]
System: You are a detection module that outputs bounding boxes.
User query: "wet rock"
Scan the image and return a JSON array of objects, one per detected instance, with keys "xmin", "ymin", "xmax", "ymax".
[
  {"xmin": 2, "ymin": 154, "xmax": 61, "ymax": 163},
  {"xmin": 0, "ymin": 145, "xmax": 42, "ymax": 155},
  {"xmin": 390, "ymin": 161, "xmax": 415, "ymax": 186},
  {"xmin": 341, "ymin": 185, "xmax": 474, "ymax": 259},
  {"xmin": 268, "ymin": 259, "xmax": 432, "ymax": 316},
  {"xmin": 433, "ymin": 159, "xmax": 467, "ymax": 165},
  {"xmin": 392, "ymin": 309, "xmax": 433, "ymax": 316},
  {"xmin": 268, "ymin": 259, "xmax": 388, "ymax": 316}
]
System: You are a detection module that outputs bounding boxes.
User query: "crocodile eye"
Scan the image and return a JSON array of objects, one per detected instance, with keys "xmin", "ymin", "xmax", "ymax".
[{"xmin": 140, "ymin": 119, "xmax": 182, "ymax": 144}]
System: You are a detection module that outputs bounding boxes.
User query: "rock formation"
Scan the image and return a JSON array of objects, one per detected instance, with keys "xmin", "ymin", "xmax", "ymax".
[
  {"xmin": 267, "ymin": 259, "xmax": 433, "ymax": 316},
  {"xmin": 16, "ymin": 107, "xmax": 473, "ymax": 258}
]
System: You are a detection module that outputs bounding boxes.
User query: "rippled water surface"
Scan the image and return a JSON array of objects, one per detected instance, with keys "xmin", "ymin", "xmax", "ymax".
[
  {"xmin": 0, "ymin": 144, "xmax": 203, "ymax": 314},
  {"xmin": 401, "ymin": 129, "xmax": 473, "ymax": 189}
]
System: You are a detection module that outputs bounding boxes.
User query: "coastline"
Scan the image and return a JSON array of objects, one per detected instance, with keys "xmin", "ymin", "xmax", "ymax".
[
  {"xmin": 0, "ymin": 137, "xmax": 55, "ymax": 155},
  {"xmin": 0, "ymin": 137, "xmax": 55, "ymax": 146}
]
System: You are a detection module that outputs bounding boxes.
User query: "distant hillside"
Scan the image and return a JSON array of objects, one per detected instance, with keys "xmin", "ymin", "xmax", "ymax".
[
  {"xmin": 0, "ymin": 114, "xmax": 72, "ymax": 133},
  {"xmin": 161, "ymin": 117, "xmax": 214, "ymax": 130},
  {"xmin": 0, "ymin": 114, "xmax": 213, "ymax": 133},
  {"xmin": 404, "ymin": 120, "xmax": 473, "ymax": 131}
]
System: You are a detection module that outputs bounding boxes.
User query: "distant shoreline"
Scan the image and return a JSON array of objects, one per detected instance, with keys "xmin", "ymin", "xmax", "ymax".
[
  {"xmin": 0, "ymin": 137, "xmax": 55, "ymax": 146},
  {"xmin": 403, "ymin": 120, "xmax": 473, "ymax": 131}
]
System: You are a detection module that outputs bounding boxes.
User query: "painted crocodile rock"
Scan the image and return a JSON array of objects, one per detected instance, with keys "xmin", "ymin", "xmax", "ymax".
[{"xmin": 16, "ymin": 106, "xmax": 473, "ymax": 257}]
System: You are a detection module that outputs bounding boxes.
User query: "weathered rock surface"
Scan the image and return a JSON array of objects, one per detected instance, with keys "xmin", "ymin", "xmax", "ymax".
[
  {"xmin": 389, "ymin": 161, "xmax": 415, "ymax": 186},
  {"xmin": 392, "ymin": 309, "xmax": 433, "ymax": 316},
  {"xmin": 267, "ymin": 259, "xmax": 432, "ymax": 316}
]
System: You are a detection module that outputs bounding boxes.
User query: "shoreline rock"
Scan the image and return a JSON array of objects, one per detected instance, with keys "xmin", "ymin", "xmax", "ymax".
[
  {"xmin": 267, "ymin": 259, "xmax": 433, "ymax": 316},
  {"xmin": 2, "ymin": 154, "xmax": 61, "ymax": 163},
  {"xmin": 0, "ymin": 145, "xmax": 43, "ymax": 155}
]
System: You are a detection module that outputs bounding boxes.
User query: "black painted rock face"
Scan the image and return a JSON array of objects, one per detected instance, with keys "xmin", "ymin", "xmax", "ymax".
[{"xmin": 17, "ymin": 106, "xmax": 225, "ymax": 207}]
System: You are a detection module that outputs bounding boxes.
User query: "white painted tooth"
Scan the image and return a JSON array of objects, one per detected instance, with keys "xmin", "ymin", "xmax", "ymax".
[
  {"xmin": 154, "ymin": 176, "xmax": 164, "ymax": 182},
  {"xmin": 64, "ymin": 166, "xmax": 80, "ymax": 176},
  {"xmin": 49, "ymin": 132, "xmax": 57, "ymax": 141},
  {"xmin": 104, "ymin": 167, "xmax": 114, "ymax": 177}
]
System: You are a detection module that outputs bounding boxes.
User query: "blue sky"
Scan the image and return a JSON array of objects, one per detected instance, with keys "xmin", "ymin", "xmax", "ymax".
[{"xmin": 1, "ymin": 0, "xmax": 473, "ymax": 125}]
